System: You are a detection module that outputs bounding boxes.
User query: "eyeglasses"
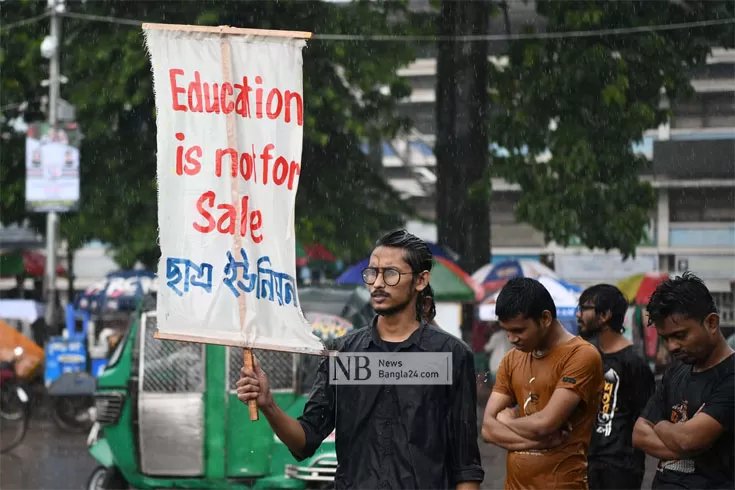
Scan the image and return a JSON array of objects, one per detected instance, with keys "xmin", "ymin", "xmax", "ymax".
[{"xmin": 361, "ymin": 267, "xmax": 413, "ymax": 286}]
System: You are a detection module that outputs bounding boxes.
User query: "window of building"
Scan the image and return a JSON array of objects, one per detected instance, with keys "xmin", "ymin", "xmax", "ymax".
[
  {"xmin": 669, "ymin": 188, "xmax": 735, "ymax": 222},
  {"xmin": 672, "ymin": 91, "xmax": 735, "ymax": 128},
  {"xmin": 491, "ymin": 193, "xmax": 519, "ymax": 224},
  {"xmin": 713, "ymin": 291, "xmax": 735, "ymax": 323}
]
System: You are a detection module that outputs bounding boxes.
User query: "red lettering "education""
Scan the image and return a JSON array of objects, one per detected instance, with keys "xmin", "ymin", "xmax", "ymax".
[{"xmin": 169, "ymin": 69, "xmax": 303, "ymax": 127}]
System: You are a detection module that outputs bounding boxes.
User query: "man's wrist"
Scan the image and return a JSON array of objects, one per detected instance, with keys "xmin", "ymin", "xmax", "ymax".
[
  {"xmin": 259, "ymin": 395, "xmax": 278, "ymax": 416},
  {"xmin": 653, "ymin": 421, "xmax": 676, "ymax": 444}
]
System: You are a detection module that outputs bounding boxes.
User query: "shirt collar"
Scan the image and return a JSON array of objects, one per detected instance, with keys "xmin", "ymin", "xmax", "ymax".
[{"xmin": 360, "ymin": 314, "xmax": 429, "ymax": 351}]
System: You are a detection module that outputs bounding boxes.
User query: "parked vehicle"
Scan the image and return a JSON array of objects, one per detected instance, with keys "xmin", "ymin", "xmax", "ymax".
[
  {"xmin": 86, "ymin": 285, "xmax": 371, "ymax": 490},
  {"xmin": 0, "ymin": 346, "xmax": 31, "ymax": 454},
  {"xmin": 46, "ymin": 305, "xmax": 129, "ymax": 433}
]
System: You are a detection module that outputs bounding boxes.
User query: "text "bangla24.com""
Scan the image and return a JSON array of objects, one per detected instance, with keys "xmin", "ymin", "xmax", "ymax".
[{"xmin": 328, "ymin": 352, "xmax": 452, "ymax": 385}]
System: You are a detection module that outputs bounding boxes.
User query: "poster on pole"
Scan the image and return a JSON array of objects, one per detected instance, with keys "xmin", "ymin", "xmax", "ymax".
[
  {"xmin": 25, "ymin": 121, "xmax": 81, "ymax": 212},
  {"xmin": 142, "ymin": 23, "xmax": 325, "ymax": 356}
]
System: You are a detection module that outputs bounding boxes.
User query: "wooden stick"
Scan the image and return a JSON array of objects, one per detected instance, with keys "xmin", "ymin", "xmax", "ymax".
[
  {"xmin": 218, "ymin": 36, "xmax": 260, "ymax": 421},
  {"xmin": 243, "ymin": 349, "xmax": 259, "ymax": 421},
  {"xmin": 141, "ymin": 22, "xmax": 312, "ymax": 39},
  {"xmin": 153, "ymin": 331, "xmax": 328, "ymax": 356}
]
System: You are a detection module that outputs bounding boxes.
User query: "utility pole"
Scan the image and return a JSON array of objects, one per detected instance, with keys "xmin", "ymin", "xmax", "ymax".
[{"xmin": 44, "ymin": 0, "xmax": 62, "ymax": 327}]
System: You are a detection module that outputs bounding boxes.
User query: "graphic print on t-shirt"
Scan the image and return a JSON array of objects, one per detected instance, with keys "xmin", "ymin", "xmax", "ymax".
[
  {"xmin": 522, "ymin": 376, "xmax": 540, "ymax": 415},
  {"xmin": 657, "ymin": 399, "xmax": 696, "ymax": 475},
  {"xmin": 596, "ymin": 368, "xmax": 620, "ymax": 437}
]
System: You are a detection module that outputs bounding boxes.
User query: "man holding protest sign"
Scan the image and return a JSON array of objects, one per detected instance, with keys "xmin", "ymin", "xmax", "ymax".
[{"xmin": 237, "ymin": 229, "xmax": 485, "ymax": 489}]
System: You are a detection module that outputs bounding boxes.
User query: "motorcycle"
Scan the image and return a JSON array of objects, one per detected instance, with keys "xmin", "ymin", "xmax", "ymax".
[{"xmin": 0, "ymin": 346, "xmax": 31, "ymax": 453}]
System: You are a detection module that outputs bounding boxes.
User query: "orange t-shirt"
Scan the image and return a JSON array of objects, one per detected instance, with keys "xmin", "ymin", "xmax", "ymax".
[{"xmin": 493, "ymin": 336, "xmax": 604, "ymax": 490}]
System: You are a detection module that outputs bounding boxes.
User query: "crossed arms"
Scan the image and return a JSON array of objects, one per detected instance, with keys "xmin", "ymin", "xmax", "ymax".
[
  {"xmin": 483, "ymin": 345, "xmax": 602, "ymax": 452},
  {"xmin": 633, "ymin": 407, "xmax": 726, "ymax": 460},
  {"xmin": 481, "ymin": 389, "xmax": 580, "ymax": 451}
]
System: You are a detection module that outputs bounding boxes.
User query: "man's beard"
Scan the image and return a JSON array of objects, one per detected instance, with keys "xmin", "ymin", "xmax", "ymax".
[
  {"xmin": 373, "ymin": 294, "xmax": 413, "ymax": 317},
  {"xmin": 579, "ymin": 322, "xmax": 602, "ymax": 349}
]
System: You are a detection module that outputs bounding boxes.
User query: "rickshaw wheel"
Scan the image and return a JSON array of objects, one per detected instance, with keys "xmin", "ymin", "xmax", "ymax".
[
  {"xmin": 50, "ymin": 395, "xmax": 93, "ymax": 433},
  {"xmin": 86, "ymin": 466, "xmax": 128, "ymax": 490},
  {"xmin": 87, "ymin": 467, "xmax": 108, "ymax": 490}
]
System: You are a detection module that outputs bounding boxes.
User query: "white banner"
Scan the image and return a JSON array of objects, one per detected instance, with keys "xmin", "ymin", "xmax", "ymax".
[
  {"xmin": 143, "ymin": 24, "xmax": 324, "ymax": 354},
  {"xmin": 25, "ymin": 122, "xmax": 81, "ymax": 212}
]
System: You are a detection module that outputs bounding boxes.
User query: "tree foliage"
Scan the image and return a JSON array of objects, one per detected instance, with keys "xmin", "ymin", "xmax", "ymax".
[
  {"xmin": 1, "ymin": 0, "xmax": 418, "ymax": 269},
  {"xmin": 487, "ymin": 0, "xmax": 734, "ymax": 258}
]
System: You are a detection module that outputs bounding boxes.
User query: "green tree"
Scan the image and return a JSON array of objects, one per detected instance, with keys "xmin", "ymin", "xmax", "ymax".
[
  {"xmin": 487, "ymin": 0, "xmax": 734, "ymax": 258},
  {"xmin": 1, "ymin": 0, "xmax": 418, "ymax": 270}
]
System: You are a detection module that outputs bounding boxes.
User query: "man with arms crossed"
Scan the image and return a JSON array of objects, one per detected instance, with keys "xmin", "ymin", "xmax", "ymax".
[
  {"xmin": 237, "ymin": 230, "xmax": 484, "ymax": 489},
  {"xmin": 578, "ymin": 284, "xmax": 656, "ymax": 490},
  {"xmin": 633, "ymin": 272, "xmax": 734, "ymax": 489},
  {"xmin": 482, "ymin": 277, "xmax": 604, "ymax": 489}
]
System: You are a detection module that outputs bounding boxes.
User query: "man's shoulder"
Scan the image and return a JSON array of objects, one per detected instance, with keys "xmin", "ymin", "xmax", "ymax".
[
  {"xmin": 421, "ymin": 323, "xmax": 473, "ymax": 354},
  {"xmin": 325, "ymin": 326, "xmax": 371, "ymax": 351},
  {"xmin": 565, "ymin": 337, "xmax": 603, "ymax": 363},
  {"xmin": 662, "ymin": 360, "xmax": 690, "ymax": 381}
]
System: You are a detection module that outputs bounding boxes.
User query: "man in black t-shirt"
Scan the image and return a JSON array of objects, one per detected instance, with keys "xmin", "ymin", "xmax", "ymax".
[
  {"xmin": 578, "ymin": 284, "xmax": 656, "ymax": 490},
  {"xmin": 633, "ymin": 272, "xmax": 735, "ymax": 490}
]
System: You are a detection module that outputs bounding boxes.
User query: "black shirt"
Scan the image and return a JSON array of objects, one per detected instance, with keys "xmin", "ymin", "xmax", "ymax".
[
  {"xmin": 293, "ymin": 316, "xmax": 485, "ymax": 489},
  {"xmin": 589, "ymin": 345, "xmax": 655, "ymax": 473},
  {"xmin": 641, "ymin": 353, "xmax": 735, "ymax": 489}
]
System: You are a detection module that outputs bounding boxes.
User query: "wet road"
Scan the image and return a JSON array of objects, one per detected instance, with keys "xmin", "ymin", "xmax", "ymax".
[
  {"xmin": 2, "ymin": 407, "xmax": 657, "ymax": 489},
  {"xmin": 1, "ymin": 415, "xmax": 98, "ymax": 489}
]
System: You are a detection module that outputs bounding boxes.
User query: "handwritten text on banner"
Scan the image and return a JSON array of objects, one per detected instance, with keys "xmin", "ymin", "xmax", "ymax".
[{"xmin": 143, "ymin": 26, "xmax": 323, "ymax": 353}]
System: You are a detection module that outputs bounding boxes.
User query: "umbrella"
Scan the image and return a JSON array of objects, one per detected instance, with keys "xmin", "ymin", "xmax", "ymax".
[
  {"xmin": 335, "ymin": 256, "xmax": 483, "ymax": 303},
  {"xmin": 0, "ymin": 250, "xmax": 66, "ymax": 277},
  {"xmin": 304, "ymin": 243, "xmax": 336, "ymax": 262},
  {"xmin": 296, "ymin": 241, "xmax": 308, "ymax": 267},
  {"xmin": 74, "ymin": 270, "xmax": 157, "ymax": 313},
  {"xmin": 616, "ymin": 272, "xmax": 671, "ymax": 305},
  {"xmin": 472, "ymin": 259, "xmax": 558, "ymax": 290},
  {"xmin": 304, "ymin": 312, "xmax": 355, "ymax": 342},
  {"xmin": 558, "ymin": 278, "xmax": 584, "ymax": 295},
  {"xmin": 296, "ymin": 241, "xmax": 337, "ymax": 270},
  {"xmin": 480, "ymin": 275, "xmax": 581, "ymax": 309}
]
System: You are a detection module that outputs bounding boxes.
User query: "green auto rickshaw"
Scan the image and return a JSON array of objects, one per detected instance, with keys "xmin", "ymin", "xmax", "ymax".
[{"xmin": 86, "ymin": 285, "xmax": 373, "ymax": 490}]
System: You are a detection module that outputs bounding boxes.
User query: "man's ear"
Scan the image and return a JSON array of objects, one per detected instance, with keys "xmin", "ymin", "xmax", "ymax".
[
  {"xmin": 599, "ymin": 309, "xmax": 612, "ymax": 326},
  {"xmin": 415, "ymin": 270, "xmax": 430, "ymax": 292},
  {"xmin": 704, "ymin": 312, "xmax": 720, "ymax": 334},
  {"xmin": 540, "ymin": 310, "xmax": 553, "ymax": 329}
]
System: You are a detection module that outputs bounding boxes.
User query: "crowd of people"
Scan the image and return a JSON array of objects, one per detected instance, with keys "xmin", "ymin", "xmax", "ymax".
[{"xmin": 237, "ymin": 229, "xmax": 733, "ymax": 490}]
